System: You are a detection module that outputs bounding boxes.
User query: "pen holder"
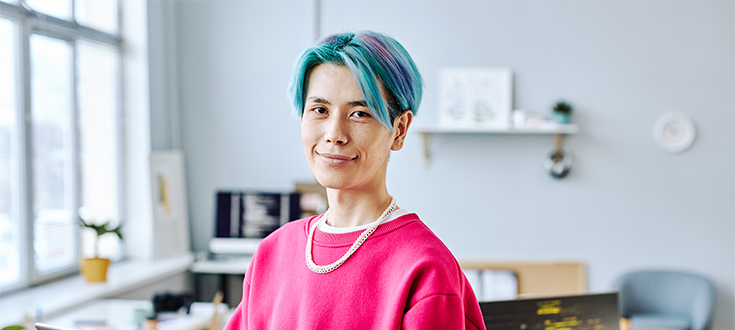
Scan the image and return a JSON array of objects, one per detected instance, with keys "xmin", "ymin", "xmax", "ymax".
[{"xmin": 143, "ymin": 318, "xmax": 157, "ymax": 330}]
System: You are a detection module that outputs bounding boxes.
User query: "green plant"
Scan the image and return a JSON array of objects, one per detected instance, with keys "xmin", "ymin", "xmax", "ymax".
[
  {"xmin": 552, "ymin": 100, "xmax": 573, "ymax": 114},
  {"xmin": 78, "ymin": 216, "xmax": 123, "ymax": 258},
  {"xmin": 2, "ymin": 326, "xmax": 25, "ymax": 330}
]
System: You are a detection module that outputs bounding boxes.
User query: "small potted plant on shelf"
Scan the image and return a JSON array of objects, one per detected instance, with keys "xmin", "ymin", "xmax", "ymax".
[
  {"xmin": 78, "ymin": 216, "xmax": 123, "ymax": 282},
  {"xmin": 552, "ymin": 100, "xmax": 573, "ymax": 124}
]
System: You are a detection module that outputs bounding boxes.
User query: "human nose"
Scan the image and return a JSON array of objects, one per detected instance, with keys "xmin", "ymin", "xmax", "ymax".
[{"xmin": 325, "ymin": 115, "xmax": 348, "ymax": 145}]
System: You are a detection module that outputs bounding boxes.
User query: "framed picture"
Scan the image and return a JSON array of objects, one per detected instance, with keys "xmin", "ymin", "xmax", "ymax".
[
  {"xmin": 150, "ymin": 150, "xmax": 190, "ymax": 258},
  {"xmin": 437, "ymin": 67, "xmax": 513, "ymax": 129}
]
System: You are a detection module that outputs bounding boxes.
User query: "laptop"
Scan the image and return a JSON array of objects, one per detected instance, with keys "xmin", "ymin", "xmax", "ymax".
[
  {"xmin": 35, "ymin": 323, "xmax": 78, "ymax": 330},
  {"xmin": 479, "ymin": 292, "xmax": 620, "ymax": 330}
]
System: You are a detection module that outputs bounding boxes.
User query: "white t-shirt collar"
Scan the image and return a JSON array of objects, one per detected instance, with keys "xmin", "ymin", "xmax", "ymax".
[{"xmin": 315, "ymin": 208, "xmax": 409, "ymax": 234}]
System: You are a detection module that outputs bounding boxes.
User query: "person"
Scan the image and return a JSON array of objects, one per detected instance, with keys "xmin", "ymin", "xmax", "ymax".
[{"xmin": 223, "ymin": 31, "xmax": 486, "ymax": 330}]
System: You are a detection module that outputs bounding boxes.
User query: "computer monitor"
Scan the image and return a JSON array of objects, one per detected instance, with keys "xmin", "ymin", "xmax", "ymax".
[
  {"xmin": 479, "ymin": 292, "xmax": 620, "ymax": 330},
  {"xmin": 214, "ymin": 191, "xmax": 301, "ymax": 239}
]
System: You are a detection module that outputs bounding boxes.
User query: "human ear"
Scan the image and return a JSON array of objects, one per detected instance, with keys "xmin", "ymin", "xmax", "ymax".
[{"xmin": 391, "ymin": 110, "xmax": 413, "ymax": 151}]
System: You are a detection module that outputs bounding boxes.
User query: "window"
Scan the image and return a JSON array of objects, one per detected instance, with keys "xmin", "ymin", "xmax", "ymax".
[
  {"xmin": 0, "ymin": 17, "xmax": 21, "ymax": 290},
  {"xmin": 0, "ymin": 0, "xmax": 122, "ymax": 292}
]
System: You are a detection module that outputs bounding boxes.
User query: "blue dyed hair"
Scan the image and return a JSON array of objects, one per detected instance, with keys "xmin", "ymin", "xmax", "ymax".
[{"xmin": 287, "ymin": 31, "xmax": 423, "ymax": 130}]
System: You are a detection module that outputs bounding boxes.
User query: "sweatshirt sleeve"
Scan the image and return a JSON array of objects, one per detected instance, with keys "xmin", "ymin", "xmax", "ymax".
[
  {"xmin": 402, "ymin": 294, "xmax": 483, "ymax": 330},
  {"xmin": 222, "ymin": 299, "xmax": 244, "ymax": 330}
]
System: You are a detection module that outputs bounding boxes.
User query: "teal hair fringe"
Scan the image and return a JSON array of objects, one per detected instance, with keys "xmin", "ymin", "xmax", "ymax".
[{"xmin": 287, "ymin": 31, "xmax": 423, "ymax": 130}]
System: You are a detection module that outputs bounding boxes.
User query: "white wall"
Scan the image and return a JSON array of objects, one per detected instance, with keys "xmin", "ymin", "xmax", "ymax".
[{"xmin": 150, "ymin": 1, "xmax": 734, "ymax": 328}]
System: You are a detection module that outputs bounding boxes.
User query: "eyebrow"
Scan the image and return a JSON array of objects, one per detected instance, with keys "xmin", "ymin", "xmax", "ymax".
[
  {"xmin": 349, "ymin": 100, "xmax": 368, "ymax": 107},
  {"xmin": 307, "ymin": 96, "xmax": 331, "ymax": 105},
  {"xmin": 307, "ymin": 96, "xmax": 368, "ymax": 108}
]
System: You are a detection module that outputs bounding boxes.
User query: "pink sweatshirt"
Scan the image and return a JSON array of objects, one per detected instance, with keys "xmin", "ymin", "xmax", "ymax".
[{"xmin": 223, "ymin": 213, "xmax": 486, "ymax": 330}]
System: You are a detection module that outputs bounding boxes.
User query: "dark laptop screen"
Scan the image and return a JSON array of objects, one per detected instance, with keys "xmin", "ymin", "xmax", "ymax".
[{"xmin": 479, "ymin": 292, "xmax": 620, "ymax": 330}]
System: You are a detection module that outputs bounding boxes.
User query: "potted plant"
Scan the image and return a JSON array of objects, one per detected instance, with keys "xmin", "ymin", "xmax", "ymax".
[
  {"xmin": 78, "ymin": 216, "xmax": 123, "ymax": 282},
  {"xmin": 2, "ymin": 325, "xmax": 25, "ymax": 330},
  {"xmin": 552, "ymin": 100, "xmax": 573, "ymax": 124}
]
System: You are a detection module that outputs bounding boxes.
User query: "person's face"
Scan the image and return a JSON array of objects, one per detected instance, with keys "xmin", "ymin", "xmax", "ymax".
[{"xmin": 301, "ymin": 63, "xmax": 412, "ymax": 192}]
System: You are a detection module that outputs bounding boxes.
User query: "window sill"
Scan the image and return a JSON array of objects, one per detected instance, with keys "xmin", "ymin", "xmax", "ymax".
[{"xmin": 0, "ymin": 254, "xmax": 193, "ymax": 327}]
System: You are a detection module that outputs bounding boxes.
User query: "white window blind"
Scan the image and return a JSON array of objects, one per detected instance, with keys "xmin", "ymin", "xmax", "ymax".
[
  {"xmin": 26, "ymin": 0, "xmax": 72, "ymax": 20},
  {"xmin": 75, "ymin": 0, "xmax": 118, "ymax": 35},
  {"xmin": 30, "ymin": 34, "xmax": 76, "ymax": 275},
  {"xmin": 0, "ymin": 17, "xmax": 21, "ymax": 289}
]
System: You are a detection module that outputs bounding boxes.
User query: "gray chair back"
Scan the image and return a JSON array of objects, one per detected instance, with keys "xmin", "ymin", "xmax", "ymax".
[{"xmin": 614, "ymin": 270, "xmax": 716, "ymax": 330}]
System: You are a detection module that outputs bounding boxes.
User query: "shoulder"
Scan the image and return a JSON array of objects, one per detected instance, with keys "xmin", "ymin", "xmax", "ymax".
[
  {"xmin": 381, "ymin": 214, "xmax": 459, "ymax": 267},
  {"xmin": 379, "ymin": 213, "xmax": 465, "ymax": 286},
  {"xmin": 249, "ymin": 215, "xmax": 320, "ymax": 261},
  {"xmin": 246, "ymin": 216, "xmax": 316, "ymax": 278},
  {"xmin": 380, "ymin": 214, "xmax": 479, "ymax": 315},
  {"xmin": 271, "ymin": 216, "xmax": 313, "ymax": 236},
  {"xmin": 258, "ymin": 215, "xmax": 316, "ymax": 248},
  {"xmin": 387, "ymin": 215, "xmax": 485, "ymax": 327}
]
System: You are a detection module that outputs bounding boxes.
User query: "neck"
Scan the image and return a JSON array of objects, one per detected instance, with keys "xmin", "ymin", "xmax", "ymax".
[{"xmin": 325, "ymin": 186, "xmax": 392, "ymax": 228}]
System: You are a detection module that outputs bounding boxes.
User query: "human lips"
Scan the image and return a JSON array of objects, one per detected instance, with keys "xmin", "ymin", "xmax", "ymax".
[{"xmin": 316, "ymin": 152, "xmax": 356, "ymax": 165}]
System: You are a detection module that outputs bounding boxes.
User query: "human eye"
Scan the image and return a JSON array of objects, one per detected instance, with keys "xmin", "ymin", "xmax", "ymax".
[
  {"xmin": 311, "ymin": 106, "xmax": 328, "ymax": 115},
  {"xmin": 351, "ymin": 110, "xmax": 372, "ymax": 118}
]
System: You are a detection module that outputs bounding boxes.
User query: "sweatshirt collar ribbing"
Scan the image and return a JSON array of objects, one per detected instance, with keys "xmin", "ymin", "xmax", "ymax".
[{"xmin": 305, "ymin": 213, "xmax": 420, "ymax": 247}]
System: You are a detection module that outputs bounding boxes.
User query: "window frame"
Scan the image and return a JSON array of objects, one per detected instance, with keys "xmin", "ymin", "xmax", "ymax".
[{"xmin": 0, "ymin": 0, "xmax": 124, "ymax": 293}]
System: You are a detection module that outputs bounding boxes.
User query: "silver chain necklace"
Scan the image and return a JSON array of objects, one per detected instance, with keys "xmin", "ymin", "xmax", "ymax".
[{"xmin": 305, "ymin": 197, "xmax": 397, "ymax": 274}]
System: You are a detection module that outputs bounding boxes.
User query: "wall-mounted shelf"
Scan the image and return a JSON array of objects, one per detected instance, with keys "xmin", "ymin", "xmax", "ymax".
[
  {"xmin": 413, "ymin": 124, "xmax": 579, "ymax": 134},
  {"xmin": 413, "ymin": 124, "xmax": 580, "ymax": 167}
]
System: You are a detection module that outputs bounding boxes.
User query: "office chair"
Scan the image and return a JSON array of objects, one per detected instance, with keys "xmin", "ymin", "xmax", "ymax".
[{"xmin": 614, "ymin": 270, "xmax": 716, "ymax": 330}]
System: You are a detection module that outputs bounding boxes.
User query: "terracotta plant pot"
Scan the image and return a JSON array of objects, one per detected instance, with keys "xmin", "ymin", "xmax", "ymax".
[{"xmin": 81, "ymin": 258, "xmax": 110, "ymax": 282}]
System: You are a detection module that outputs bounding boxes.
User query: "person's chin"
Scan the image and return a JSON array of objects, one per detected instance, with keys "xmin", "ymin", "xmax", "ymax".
[{"xmin": 316, "ymin": 179, "xmax": 351, "ymax": 190}]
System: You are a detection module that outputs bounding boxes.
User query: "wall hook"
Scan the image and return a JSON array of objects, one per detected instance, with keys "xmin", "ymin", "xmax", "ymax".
[{"xmin": 544, "ymin": 133, "xmax": 572, "ymax": 179}]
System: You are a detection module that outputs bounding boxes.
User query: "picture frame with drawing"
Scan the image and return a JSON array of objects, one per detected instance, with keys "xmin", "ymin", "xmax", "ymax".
[{"xmin": 437, "ymin": 67, "xmax": 513, "ymax": 129}]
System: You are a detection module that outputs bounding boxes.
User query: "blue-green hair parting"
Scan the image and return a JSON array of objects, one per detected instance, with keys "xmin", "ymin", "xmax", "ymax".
[{"xmin": 287, "ymin": 31, "xmax": 423, "ymax": 130}]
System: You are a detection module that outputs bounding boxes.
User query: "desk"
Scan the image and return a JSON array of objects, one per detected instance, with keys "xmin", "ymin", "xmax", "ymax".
[
  {"xmin": 619, "ymin": 318, "xmax": 671, "ymax": 330},
  {"xmin": 190, "ymin": 257, "xmax": 250, "ymax": 307},
  {"xmin": 43, "ymin": 299, "xmax": 230, "ymax": 330},
  {"xmin": 190, "ymin": 257, "xmax": 251, "ymax": 275}
]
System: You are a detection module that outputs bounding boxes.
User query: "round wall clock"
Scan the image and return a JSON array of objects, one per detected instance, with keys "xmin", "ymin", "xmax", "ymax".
[{"xmin": 653, "ymin": 112, "xmax": 696, "ymax": 153}]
